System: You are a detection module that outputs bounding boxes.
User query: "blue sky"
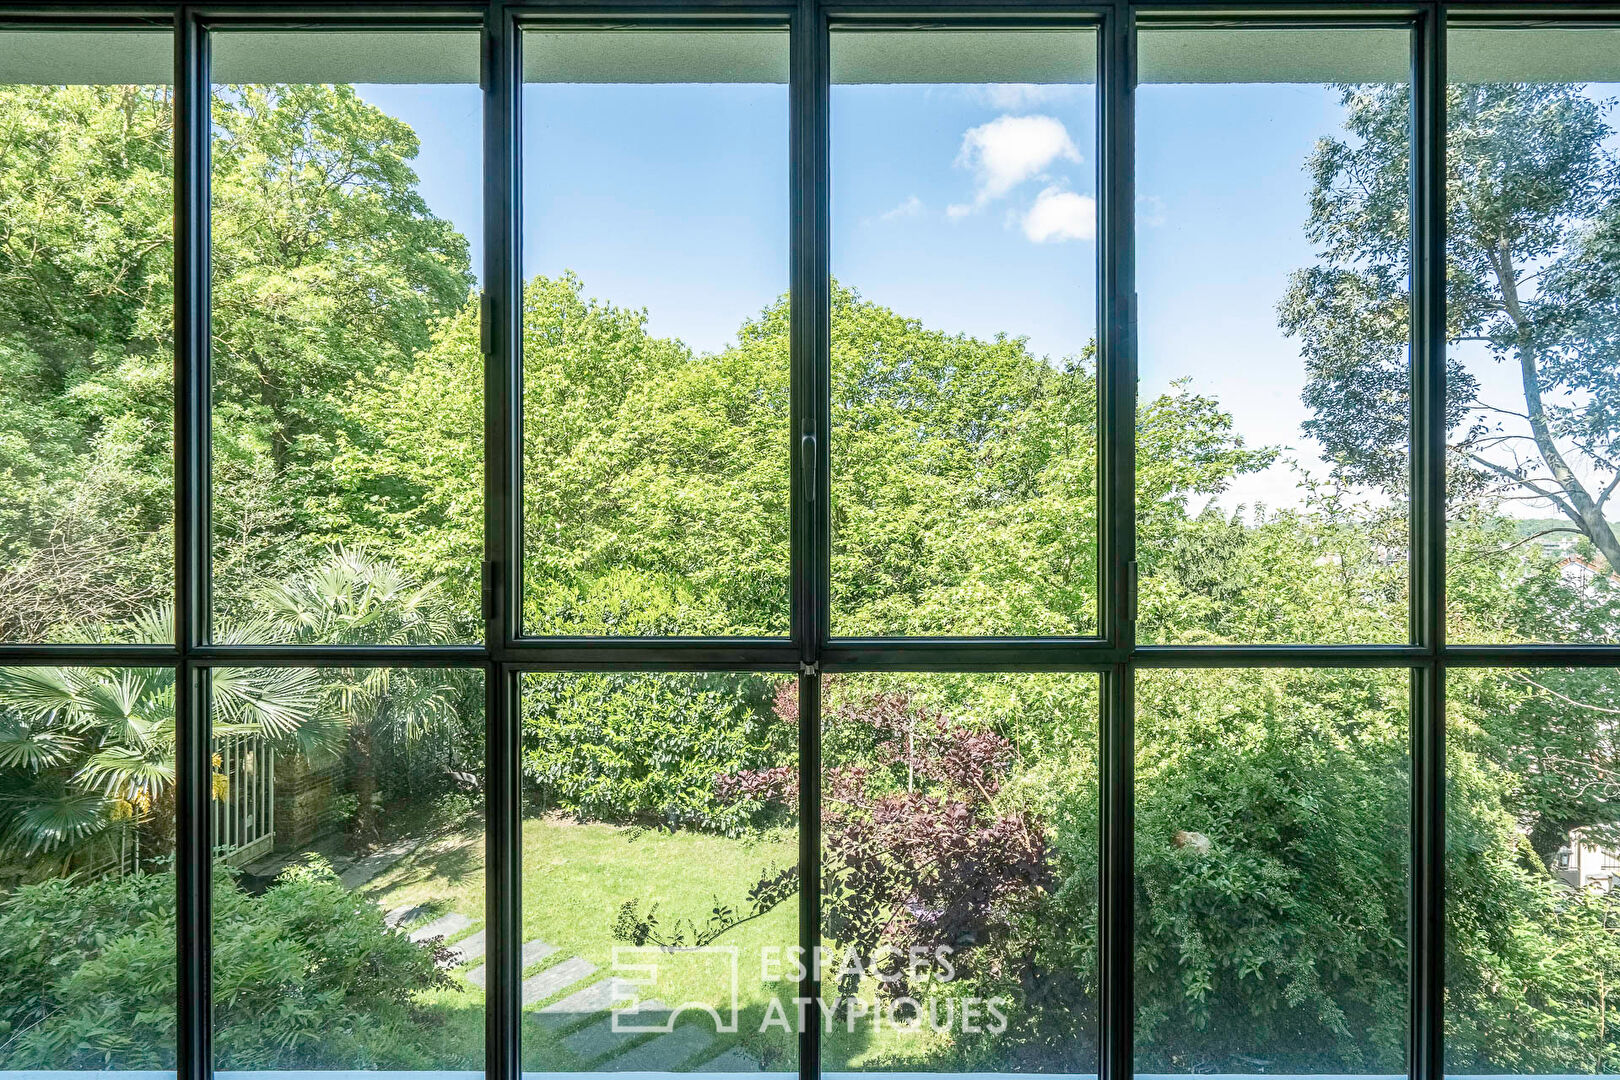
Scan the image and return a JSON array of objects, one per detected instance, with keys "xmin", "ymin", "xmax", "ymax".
[{"xmin": 354, "ymin": 75, "xmax": 1424, "ymax": 515}]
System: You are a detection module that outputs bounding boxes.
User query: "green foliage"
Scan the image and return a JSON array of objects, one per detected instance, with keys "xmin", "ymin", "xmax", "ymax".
[
  {"xmin": 0, "ymin": 549, "xmax": 472, "ymax": 872},
  {"xmin": 1285, "ymin": 80, "xmax": 1620, "ymax": 575},
  {"xmin": 0, "ymin": 861, "xmax": 465, "ymax": 1070},
  {"xmin": 5, "ymin": 70, "xmax": 1620, "ymax": 1077},
  {"xmin": 522, "ymin": 673, "xmax": 792, "ymax": 832},
  {"xmin": 1129, "ymin": 669, "xmax": 1410, "ymax": 1071}
]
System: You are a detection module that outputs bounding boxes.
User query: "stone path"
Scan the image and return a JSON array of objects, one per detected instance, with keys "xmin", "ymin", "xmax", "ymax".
[
  {"xmin": 523, "ymin": 956, "xmax": 596, "ymax": 1006},
  {"xmin": 382, "ymin": 909, "xmax": 761, "ymax": 1073},
  {"xmin": 444, "ymin": 928, "xmax": 486, "ymax": 966},
  {"xmin": 249, "ymin": 835, "xmax": 420, "ymax": 892},
  {"xmin": 604, "ymin": 1020, "xmax": 715, "ymax": 1072},
  {"xmin": 410, "ymin": 912, "xmax": 472, "ymax": 943},
  {"xmin": 466, "ymin": 939, "xmax": 556, "ymax": 988},
  {"xmin": 563, "ymin": 1000, "xmax": 668, "ymax": 1060},
  {"xmin": 533, "ymin": 978, "xmax": 628, "ymax": 1030},
  {"xmin": 703, "ymin": 1047, "xmax": 760, "ymax": 1072}
]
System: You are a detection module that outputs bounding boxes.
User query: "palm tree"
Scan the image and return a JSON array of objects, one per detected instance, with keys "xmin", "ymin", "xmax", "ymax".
[
  {"xmin": 0, "ymin": 549, "xmax": 472, "ymax": 875},
  {"xmin": 0, "ymin": 608, "xmax": 333, "ymax": 876},
  {"xmin": 252, "ymin": 548, "xmax": 473, "ymax": 843}
]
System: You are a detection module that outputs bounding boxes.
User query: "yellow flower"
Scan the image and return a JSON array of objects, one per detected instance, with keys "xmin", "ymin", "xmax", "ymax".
[
  {"xmin": 110, "ymin": 798, "xmax": 135, "ymax": 822},
  {"xmin": 212, "ymin": 773, "xmax": 229, "ymax": 801}
]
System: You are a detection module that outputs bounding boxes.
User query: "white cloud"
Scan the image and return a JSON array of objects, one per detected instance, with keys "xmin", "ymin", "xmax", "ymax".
[
  {"xmin": 1022, "ymin": 186, "xmax": 1096, "ymax": 244},
  {"xmin": 879, "ymin": 194, "xmax": 924, "ymax": 221},
  {"xmin": 1137, "ymin": 193, "xmax": 1167, "ymax": 229},
  {"xmin": 982, "ymin": 83, "xmax": 1078, "ymax": 110},
  {"xmin": 953, "ymin": 114, "xmax": 1080, "ymax": 213}
]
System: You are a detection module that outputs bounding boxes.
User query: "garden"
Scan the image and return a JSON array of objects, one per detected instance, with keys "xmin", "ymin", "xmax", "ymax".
[{"xmin": 3, "ymin": 53, "xmax": 1620, "ymax": 1077}]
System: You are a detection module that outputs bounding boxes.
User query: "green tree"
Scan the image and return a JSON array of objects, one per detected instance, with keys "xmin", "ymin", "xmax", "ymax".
[
  {"xmin": 0, "ymin": 626, "xmax": 330, "ymax": 875},
  {"xmin": 0, "ymin": 84, "xmax": 174, "ymax": 639},
  {"xmin": 1283, "ymin": 81, "xmax": 1620, "ymax": 574}
]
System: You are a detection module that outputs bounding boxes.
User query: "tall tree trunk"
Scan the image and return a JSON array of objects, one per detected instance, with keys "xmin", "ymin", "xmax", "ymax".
[{"xmin": 1490, "ymin": 242, "xmax": 1620, "ymax": 575}]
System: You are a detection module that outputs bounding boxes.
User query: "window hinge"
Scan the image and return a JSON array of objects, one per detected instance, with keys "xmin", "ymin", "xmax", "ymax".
[
  {"xmin": 800, "ymin": 661, "xmax": 819, "ymax": 676},
  {"xmin": 482, "ymin": 560, "xmax": 502, "ymax": 623}
]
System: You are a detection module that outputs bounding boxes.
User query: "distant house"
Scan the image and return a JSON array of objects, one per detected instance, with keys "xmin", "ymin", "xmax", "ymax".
[
  {"xmin": 1556, "ymin": 832, "xmax": 1620, "ymax": 891},
  {"xmin": 1558, "ymin": 555, "xmax": 1619, "ymax": 594}
]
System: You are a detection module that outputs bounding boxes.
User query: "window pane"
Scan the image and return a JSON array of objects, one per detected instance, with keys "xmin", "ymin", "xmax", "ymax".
[
  {"xmin": 1447, "ymin": 667, "xmax": 1620, "ymax": 1072},
  {"xmin": 1137, "ymin": 28, "xmax": 1412, "ymax": 646},
  {"xmin": 0, "ymin": 666, "xmax": 176, "ymax": 1075},
  {"xmin": 520, "ymin": 31, "xmax": 789, "ymax": 637},
  {"xmin": 831, "ymin": 30, "xmax": 1099, "ymax": 637},
  {"xmin": 0, "ymin": 34, "xmax": 172, "ymax": 643},
  {"xmin": 1446, "ymin": 29, "xmax": 1620, "ymax": 645},
  {"xmin": 1135, "ymin": 667, "xmax": 1410, "ymax": 1074},
  {"xmin": 209, "ymin": 666, "xmax": 485, "ymax": 1071},
  {"xmin": 818, "ymin": 673, "xmax": 1099, "ymax": 1072},
  {"xmin": 209, "ymin": 31, "xmax": 483, "ymax": 644},
  {"xmin": 520, "ymin": 673, "xmax": 797, "ymax": 1074}
]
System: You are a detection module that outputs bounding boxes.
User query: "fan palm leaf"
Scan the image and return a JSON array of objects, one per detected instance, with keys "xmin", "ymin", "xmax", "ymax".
[{"xmin": 0, "ymin": 718, "xmax": 82, "ymax": 771}]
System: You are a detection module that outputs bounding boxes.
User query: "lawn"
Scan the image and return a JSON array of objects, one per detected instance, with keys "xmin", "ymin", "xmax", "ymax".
[{"xmin": 358, "ymin": 812, "xmax": 947, "ymax": 1071}]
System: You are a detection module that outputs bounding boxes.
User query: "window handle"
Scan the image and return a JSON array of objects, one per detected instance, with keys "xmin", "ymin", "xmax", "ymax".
[{"xmin": 801, "ymin": 433, "xmax": 817, "ymax": 502}]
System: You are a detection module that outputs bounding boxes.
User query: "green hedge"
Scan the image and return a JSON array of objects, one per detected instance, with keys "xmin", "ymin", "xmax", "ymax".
[{"xmin": 0, "ymin": 861, "xmax": 473, "ymax": 1070}]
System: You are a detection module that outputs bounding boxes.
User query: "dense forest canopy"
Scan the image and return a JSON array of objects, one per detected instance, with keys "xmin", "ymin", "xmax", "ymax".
[{"xmin": 0, "ymin": 67, "xmax": 1618, "ymax": 1075}]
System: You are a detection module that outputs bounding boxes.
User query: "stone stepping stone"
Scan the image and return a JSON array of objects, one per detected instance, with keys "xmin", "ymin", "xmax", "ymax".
[
  {"xmin": 465, "ymin": 939, "xmax": 557, "ymax": 987},
  {"xmin": 410, "ymin": 912, "xmax": 472, "ymax": 943},
  {"xmin": 443, "ymin": 928, "xmax": 486, "ymax": 967},
  {"xmin": 532, "ymin": 978, "xmax": 630, "ymax": 1030},
  {"xmin": 341, "ymin": 852, "xmax": 401, "ymax": 889},
  {"xmin": 604, "ymin": 1022, "xmax": 716, "ymax": 1072},
  {"xmin": 563, "ymin": 1000, "xmax": 668, "ymax": 1061},
  {"xmin": 384, "ymin": 903, "xmax": 428, "ymax": 929},
  {"xmin": 522, "ymin": 955, "xmax": 597, "ymax": 1007},
  {"xmin": 701, "ymin": 1047, "xmax": 759, "ymax": 1072}
]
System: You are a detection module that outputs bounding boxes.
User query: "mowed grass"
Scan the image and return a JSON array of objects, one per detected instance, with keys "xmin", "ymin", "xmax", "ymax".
[
  {"xmin": 362, "ymin": 813, "xmax": 954, "ymax": 1071},
  {"xmin": 362, "ymin": 812, "xmax": 834, "ymax": 1070}
]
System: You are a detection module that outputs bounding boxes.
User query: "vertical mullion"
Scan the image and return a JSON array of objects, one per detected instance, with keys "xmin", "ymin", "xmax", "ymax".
[
  {"xmin": 484, "ymin": 3, "xmax": 523, "ymax": 1079},
  {"xmin": 174, "ymin": 8, "xmax": 212, "ymax": 1080},
  {"xmin": 1099, "ymin": 662, "xmax": 1134, "ymax": 1080},
  {"xmin": 1410, "ymin": 6, "xmax": 1447, "ymax": 1080},
  {"xmin": 797, "ymin": 669, "xmax": 822, "ymax": 1080},
  {"xmin": 1099, "ymin": 6, "xmax": 1136, "ymax": 1080},
  {"xmin": 1100, "ymin": 4, "xmax": 1136, "ymax": 656},
  {"xmin": 791, "ymin": 0, "xmax": 830, "ymax": 663},
  {"xmin": 790, "ymin": 2, "xmax": 829, "ymax": 1076},
  {"xmin": 488, "ymin": 664, "xmax": 523, "ymax": 1080}
]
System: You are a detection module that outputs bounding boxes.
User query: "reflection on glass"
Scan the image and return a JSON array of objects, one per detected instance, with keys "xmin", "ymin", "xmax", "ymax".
[
  {"xmin": 209, "ymin": 666, "xmax": 485, "ymax": 1070},
  {"xmin": 1446, "ymin": 29, "xmax": 1620, "ymax": 645},
  {"xmin": 521, "ymin": 31, "xmax": 790, "ymax": 637},
  {"xmin": 0, "ymin": 666, "xmax": 175, "ymax": 1073},
  {"xmin": 1135, "ymin": 667, "xmax": 1410, "ymax": 1073},
  {"xmin": 831, "ymin": 30, "xmax": 1099, "ymax": 637},
  {"xmin": 1137, "ymin": 28, "xmax": 1412, "ymax": 645},
  {"xmin": 814, "ymin": 673, "xmax": 1099, "ymax": 1071},
  {"xmin": 209, "ymin": 31, "xmax": 483, "ymax": 644},
  {"xmin": 0, "ymin": 33, "xmax": 173, "ymax": 643},
  {"xmin": 520, "ymin": 673, "xmax": 798, "ymax": 1072},
  {"xmin": 1448, "ymin": 667, "xmax": 1620, "ymax": 1073}
]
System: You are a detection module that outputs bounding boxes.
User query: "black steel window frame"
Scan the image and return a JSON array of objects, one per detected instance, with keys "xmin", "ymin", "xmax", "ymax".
[{"xmin": 3, "ymin": 3, "xmax": 1620, "ymax": 1080}]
